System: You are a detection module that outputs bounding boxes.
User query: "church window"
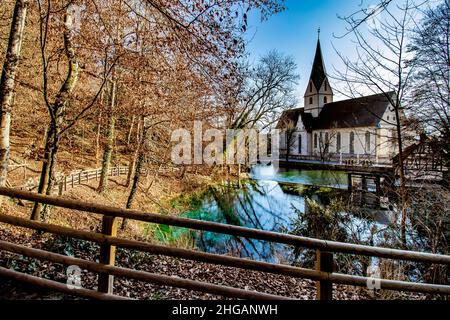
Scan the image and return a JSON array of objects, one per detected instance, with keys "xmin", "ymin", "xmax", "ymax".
[
  {"xmin": 310, "ymin": 83, "xmax": 312, "ymax": 92},
  {"xmin": 309, "ymin": 97, "xmax": 313, "ymax": 105},
  {"xmin": 324, "ymin": 96, "xmax": 328, "ymax": 104},
  {"xmin": 298, "ymin": 134, "xmax": 302, "ymax": 154},
  {"xmin": 336, "ymin": 132, "xmax": 341, "ymax": 153},
  {"xmin": 314, "ymin": 133, "xmax": 318, "ymax": 149},
  {"xmin": 350, "ymin": 132, "xmax": 355, "ymax": 154},
  {"xmin": 324, "ymin": 81, "xmax": 328, "ymax": 91},
  {"xmin": 365, "ymin": 131, "xmax": 371, "ymax": 154}
]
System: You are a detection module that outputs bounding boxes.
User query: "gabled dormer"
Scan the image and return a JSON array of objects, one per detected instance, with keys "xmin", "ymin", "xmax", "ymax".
[{"xmin": 304, "ymin": 38, "xmax": 333, "ymax": 118}]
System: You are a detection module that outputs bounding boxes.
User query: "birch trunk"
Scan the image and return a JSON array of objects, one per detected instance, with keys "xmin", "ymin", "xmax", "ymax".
[
  {"xmin": 0, "ymin": 0, "xmax": 28, "ymax": 188},
  {"xmin": 97, "ymin": 80, "xmax": 116, "ymax": 193}
]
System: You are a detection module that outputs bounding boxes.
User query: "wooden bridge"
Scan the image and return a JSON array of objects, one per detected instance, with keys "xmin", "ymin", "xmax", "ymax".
[{"xmin": 0, "ymin": 187, "xmax": 449, "ymax": 300}]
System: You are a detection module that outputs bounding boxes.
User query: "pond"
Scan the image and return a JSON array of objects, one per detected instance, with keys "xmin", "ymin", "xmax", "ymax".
[{"xmin": 156, "ymin": 165, "xmax": 366, "ymax": 263}]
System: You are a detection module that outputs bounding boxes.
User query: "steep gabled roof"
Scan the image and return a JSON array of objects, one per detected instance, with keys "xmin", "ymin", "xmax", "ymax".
[
  {"xmin": 276, "ymin": 92, "xmax": 395, "ymax": 131},
  {"xmin": 314, "ymin": 92, "xmax": 394, "ymax": 130},
  {"xmin": 309, "ymin": 39, "xmax": 327, "ymax": 90},
  {"xmin": 275, "ymin": 108, "xmax": 302, "ymax": 129}
]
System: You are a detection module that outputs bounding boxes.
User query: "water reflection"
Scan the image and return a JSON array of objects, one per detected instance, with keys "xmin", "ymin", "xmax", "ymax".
[
  {"xmin": 157, "ymin": 166, "xmax": 349, "ymax": 263},
  {"xmin": 250, "ymin": 165, "xmax": 348, "ymax": 189}
]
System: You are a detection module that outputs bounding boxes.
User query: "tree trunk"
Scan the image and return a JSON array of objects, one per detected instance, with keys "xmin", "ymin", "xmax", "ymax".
[
  {"xmin": 394, "ymin": 108, "xmax": 407, "ymax": 245},
  {"xmin": 127, "ymin": 115, "xmax": 135, "ymax": 146},
  {"xmin": 31, "ymin": 123, "xmax": 58, "ymax": 221},
  {"xmin": 122, "ymin": 120, "xmax": 147, "ymax": 229},
  {"xmin": 31, "ymin": 7, "xmax": 79, "ymax": 221},
  {"xmin": 95, "ymin": 110, "xmax": 102, "ymax": 166},
  {"xmin": 126, "ymin": 116, "xmax": 143, "ymax": 187},
  {"xmin": 97, "ymin": 80, "xmax": 116, "ymax": 193},
  {"xmin": 0, "ymin": 0, "xmax": 28, "ymax": 188}
]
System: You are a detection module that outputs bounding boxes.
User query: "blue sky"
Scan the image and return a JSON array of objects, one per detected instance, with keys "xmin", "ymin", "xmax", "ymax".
[{"xmin": 245, "ymin": 0, "xmax": 384, "ymax": 103}]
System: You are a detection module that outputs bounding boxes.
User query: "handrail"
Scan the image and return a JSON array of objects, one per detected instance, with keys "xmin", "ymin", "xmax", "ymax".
[
  {"xmin": 0, "ymin": 187, "xmax": 449, "ymax": 300},
  {"xmin": 0, "ymin": 187, "xmax": 448, "ymax": 265},
  {"xmin": 0, "ymin": 241, "xmax": 288, "ymax": 300},
  {"xmin": 0, "ymin": 215, "xmax": 448, "ymax": 295},
  {"xmin": 0, "ymin": 266, "xmax": 131, "ymax": 300}
]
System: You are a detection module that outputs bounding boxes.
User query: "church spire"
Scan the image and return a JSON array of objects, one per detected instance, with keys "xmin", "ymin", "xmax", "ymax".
[
  {"xmin": 304, "ymin": 34, "xmax": 333, "ymax": 118},
  {"xmin": 309, "ymin": 38, "xmax": 327, "ymax": 92}
]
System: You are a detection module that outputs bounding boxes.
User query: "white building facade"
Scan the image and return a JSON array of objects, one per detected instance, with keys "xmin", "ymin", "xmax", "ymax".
[{"xmin": 277, "ymin": 39, "xmax": 400, "ymax": 162}]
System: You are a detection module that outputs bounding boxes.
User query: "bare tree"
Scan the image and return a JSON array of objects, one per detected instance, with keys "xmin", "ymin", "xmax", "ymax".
[
  {"xmin": 31, "ymin": 2, "xmax": 115, "ymax": 220},
  {"xmin": 334, "ymin": 0, "xmax": 421, "ymax": 244},
  {"xmin": 284, "ymin": 121, "xmax": 297, "ymax": 162},
  {"xmin": 230, "ymin": 50, "xmax": 299, "ymax": 131},
  {"xmin": 0, "ymin": 0, "xmax": 28, "ymax": 189},
  {"xmin": 408, "ymin": 0, "xmax": 449, "ymax": 165}
]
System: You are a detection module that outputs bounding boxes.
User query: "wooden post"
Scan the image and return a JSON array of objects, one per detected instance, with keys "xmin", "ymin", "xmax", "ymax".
[
  {"xmin": 98, "ymin": 216, "xmax": 118, "ymax": 294},
  {"xmin": 71, "ymin": 176, "xmax": 74, "ymax": 188},
  {"xmin": 361, "ymin": 176, "xmax": 367, "ymax": 206},
  {"xmin": 375, "ymin": 175, "xmax": 382, "ymax": 208},
  {"xmin": 78, "ymin": 172, "xmax": 82, "ymax": 185},
  {"xmin": 316, "ymin": 250, "xmax": 333, "ymax": 300},
  {"xmin": 58, "ymin": 182, "xmax": 63, "ymax": 196},
  {"xmin": 64, "ymin": 176, "xmax": 67, "ymax": 191},
  {"xmin": 347, "ymin": 173, "xmax": 352, "ymax": 193}
]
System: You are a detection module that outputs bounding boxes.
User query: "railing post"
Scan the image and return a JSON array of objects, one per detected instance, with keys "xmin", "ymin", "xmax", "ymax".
[
  {"xmin": 316, "ymin": 250, "xmax": 333, "ymax": 300},
  {"xmin": 98, "ymin": 215, "xmax": 118, "ymax": 294}
]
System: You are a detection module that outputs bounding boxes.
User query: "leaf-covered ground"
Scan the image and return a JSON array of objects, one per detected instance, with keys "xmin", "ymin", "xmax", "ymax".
[{"xmin": 0, "ymin": 228, "xmax": 429, "ymax": 301}]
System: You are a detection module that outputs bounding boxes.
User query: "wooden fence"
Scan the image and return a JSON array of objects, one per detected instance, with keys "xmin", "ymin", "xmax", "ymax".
[
  {"xmin": 0, "ymin": 187, "xmax": 449, "ymax": 300},
  {"xmin": 7, "ymin": 165, "xmax": 130, "ymax": 194},
  {"xmin": 57, "ymin": 166, "xmax": 129, "ymax": 195}
]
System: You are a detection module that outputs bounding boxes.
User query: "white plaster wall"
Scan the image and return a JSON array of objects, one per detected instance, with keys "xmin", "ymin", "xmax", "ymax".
[
  {"xmin": 311, "ymin": 127, "xmax": 381, "ymax": 156},
  {"xmin": 304, "ymin": 80, "xmax": 334, "ymax": 118}
]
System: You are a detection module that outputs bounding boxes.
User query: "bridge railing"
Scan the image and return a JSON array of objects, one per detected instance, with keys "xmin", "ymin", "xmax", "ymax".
[
  {"xmin": 280, "ymin": 153, "xmax": 393, "ymax": 166},
  {"xmin": 0, "ymin": 187, "xmax": 449, "ymax": 300}
]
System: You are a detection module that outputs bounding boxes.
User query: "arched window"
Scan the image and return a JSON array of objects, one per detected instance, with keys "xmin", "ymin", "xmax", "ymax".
[
  {"xmin": 309, "ymin": 97, "xmax": 313, "ymax": 105},
  {"xmin": 319, "ymin": 132, "xmax": 323, "ymax": 149},
  {"xmin": 350, "ymin": 132, "xmax": 355, "ymax": 154},
  {"xmin": 336, "ymin": 132, "xmax": 341, "ymax": 153},
  {"xmin": 298, "ymin": 134, "xmax": 302, "ymax": 154},
  {"xmin": 365, "ymin": 131, "xmax": 371, "ymax": 154},
  {"xmin": 314, "ymin": 133, "xmax": 318, "ymax": 149},
  {"xmin": 324, "ymin": 96, "xmax": 328, "ymax": 104},
  {"xmin": 324, "ymin": 81, "xmax": 328, "ymax": 91},
  {"xmin": 309, "ymin": 83, "xmax": 312, "ymax": 92}
]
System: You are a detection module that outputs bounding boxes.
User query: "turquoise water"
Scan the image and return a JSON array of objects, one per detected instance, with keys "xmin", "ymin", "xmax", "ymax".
[{"xmin": 156, "ymin": 166, "xmax": 349, "ymax": 263}]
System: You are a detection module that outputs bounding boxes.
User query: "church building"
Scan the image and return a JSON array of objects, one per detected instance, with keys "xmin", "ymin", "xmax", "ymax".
[{"xmin": 276, "ymin": 39, "xmax": 400, "ymax": 162}]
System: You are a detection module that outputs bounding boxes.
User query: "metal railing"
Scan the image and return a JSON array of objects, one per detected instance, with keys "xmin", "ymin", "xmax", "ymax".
[{"xmin": 0, "ymin": 187, "xmax": 449, "ymax": 300}]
